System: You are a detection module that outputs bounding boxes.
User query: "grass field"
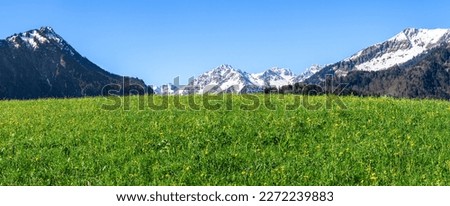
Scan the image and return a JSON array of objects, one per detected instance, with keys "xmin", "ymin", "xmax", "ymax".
[{"xmin": 0, "ymin": 94, "xmax": 449, "ymax": 185}]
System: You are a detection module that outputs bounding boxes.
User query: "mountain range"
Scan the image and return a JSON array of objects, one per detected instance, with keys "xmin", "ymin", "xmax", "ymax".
[
  {"xmin": 1, "ymin": 27, "xmax": 450, "ymax": 99},
  {"xmin": 0, "ymin": 27, "xmax": 148, "ymax": 99},
  {"xmin": 155, "ymin": 28, "xmax": 450, "ymax": 99},
  {"xmin": 153, "ymin": 64, "xmax": 322, "ymax": 94}
]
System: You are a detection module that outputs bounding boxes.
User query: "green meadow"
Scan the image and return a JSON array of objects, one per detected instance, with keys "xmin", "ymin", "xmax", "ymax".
[{"xmin": 0, "ymin": 95, "xmax": 449, "ymax": 185}]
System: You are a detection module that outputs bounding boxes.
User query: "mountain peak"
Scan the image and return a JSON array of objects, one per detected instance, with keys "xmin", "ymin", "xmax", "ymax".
[
  {"xmin": 267, "ymin": 67, "xmax": 293, "ymax": 76},
  {"xmin": 207, "ymin": 64, "xmax": 244, "ymax": 76},
  {"xmin": 344, "ymin": 27, "xmax": 450, "ymax": 72},
  {"xmin": 5, "ymin": 26, "xmax": 71, "ymax": 54},
  {"xmin": 215, "ymin": 64, "xmax": 235, "ymax": 71},
  {"xmin": 39, "ymin": 26, "xmax": 55, "ymax": 32},
  {"xmin": 392, "ymin": 28, "xmax": 450, "ymax": 43},
  {"xmin": 38, "ymin": 26, "xmax": 58, "ymax": 37},
  {"xmin": 401, "ymin": 27, "xmax": 450, "ymax": 35},
  {"xmin": 8, "ymin": 26, "xmax": 58, "ymax": 40},
  {"xmin": 402, "ymin": 27, "xmax": 419, "ymax": 36},
  {"xmin": 293, "ymin": 65, "xmax": 322, "ymax": 83}
]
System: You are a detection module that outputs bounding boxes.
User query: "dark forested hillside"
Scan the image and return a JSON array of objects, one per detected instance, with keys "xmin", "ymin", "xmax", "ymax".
[
  {"xmin": 336, "ymin": 44, "xmax": 450, "ymax": 99},
  {"xmin": 0, "ymin": 27, "xmax": 150, "ymax": 99}
]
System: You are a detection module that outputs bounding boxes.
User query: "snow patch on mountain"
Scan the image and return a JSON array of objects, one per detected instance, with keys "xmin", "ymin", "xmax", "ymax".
[
  {"xmin": 293, "ymin": 65, "xmax": 323, "ymax": 83},
  {"xmin": 346, "ymin": 28, "xmax": 450, "ymax": 72},
  {"xmin": 250, "ymin": 67, "xmax": 295, "ymax": 87},
  {"xmin": 6, "ymin": 27, "xmax": 75, "ymax": 55},
  {"xmin": 192, "ymin": 64, "xmax": 255, "ymax": 93},
  {"xmin": 21, "ymin": 30, "xmax": 50, "ymax": 49}
]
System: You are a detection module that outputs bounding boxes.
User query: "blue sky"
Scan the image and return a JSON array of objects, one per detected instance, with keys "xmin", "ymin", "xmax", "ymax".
[{"xmin": 1, "ymin": 0, "xmax": 450, "ymax": 85}]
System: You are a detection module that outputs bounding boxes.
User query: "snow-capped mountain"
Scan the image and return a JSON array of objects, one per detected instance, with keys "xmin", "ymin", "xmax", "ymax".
[
  {"xmin": 304, "ymin": 27, "xmax": 450, "ymax": 99},
  {"xmin": 293, "ymin": 65, "xmax": 323, "ymax": 83},
  {"xmin": 191, "ymin": 64, "xmax": 255, "ymax": 93},
  {"xmin": 189, "ymin": 65, "xmax": 297, "ymax": 94},
  {"xmin": 306, "ymin": 28, "xmax": 450, "ymax": 83},
  {"xmin": 152, "ymin": 65, "xmax": 299, "ymax": 94},
  {"xmin": 347, "ymin": 28, "xmax": 450, "ymax": 73},
  {"xmin": 250, "ymin": 67, "xmax": 295, "ymax": 87},
  {"xmin": 0, "ymin": 26, "xmax": 148, "ymax": 99},
  {"xmin": 6, "ymin": 27, "xmax": 78, "ymax": 56}
]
